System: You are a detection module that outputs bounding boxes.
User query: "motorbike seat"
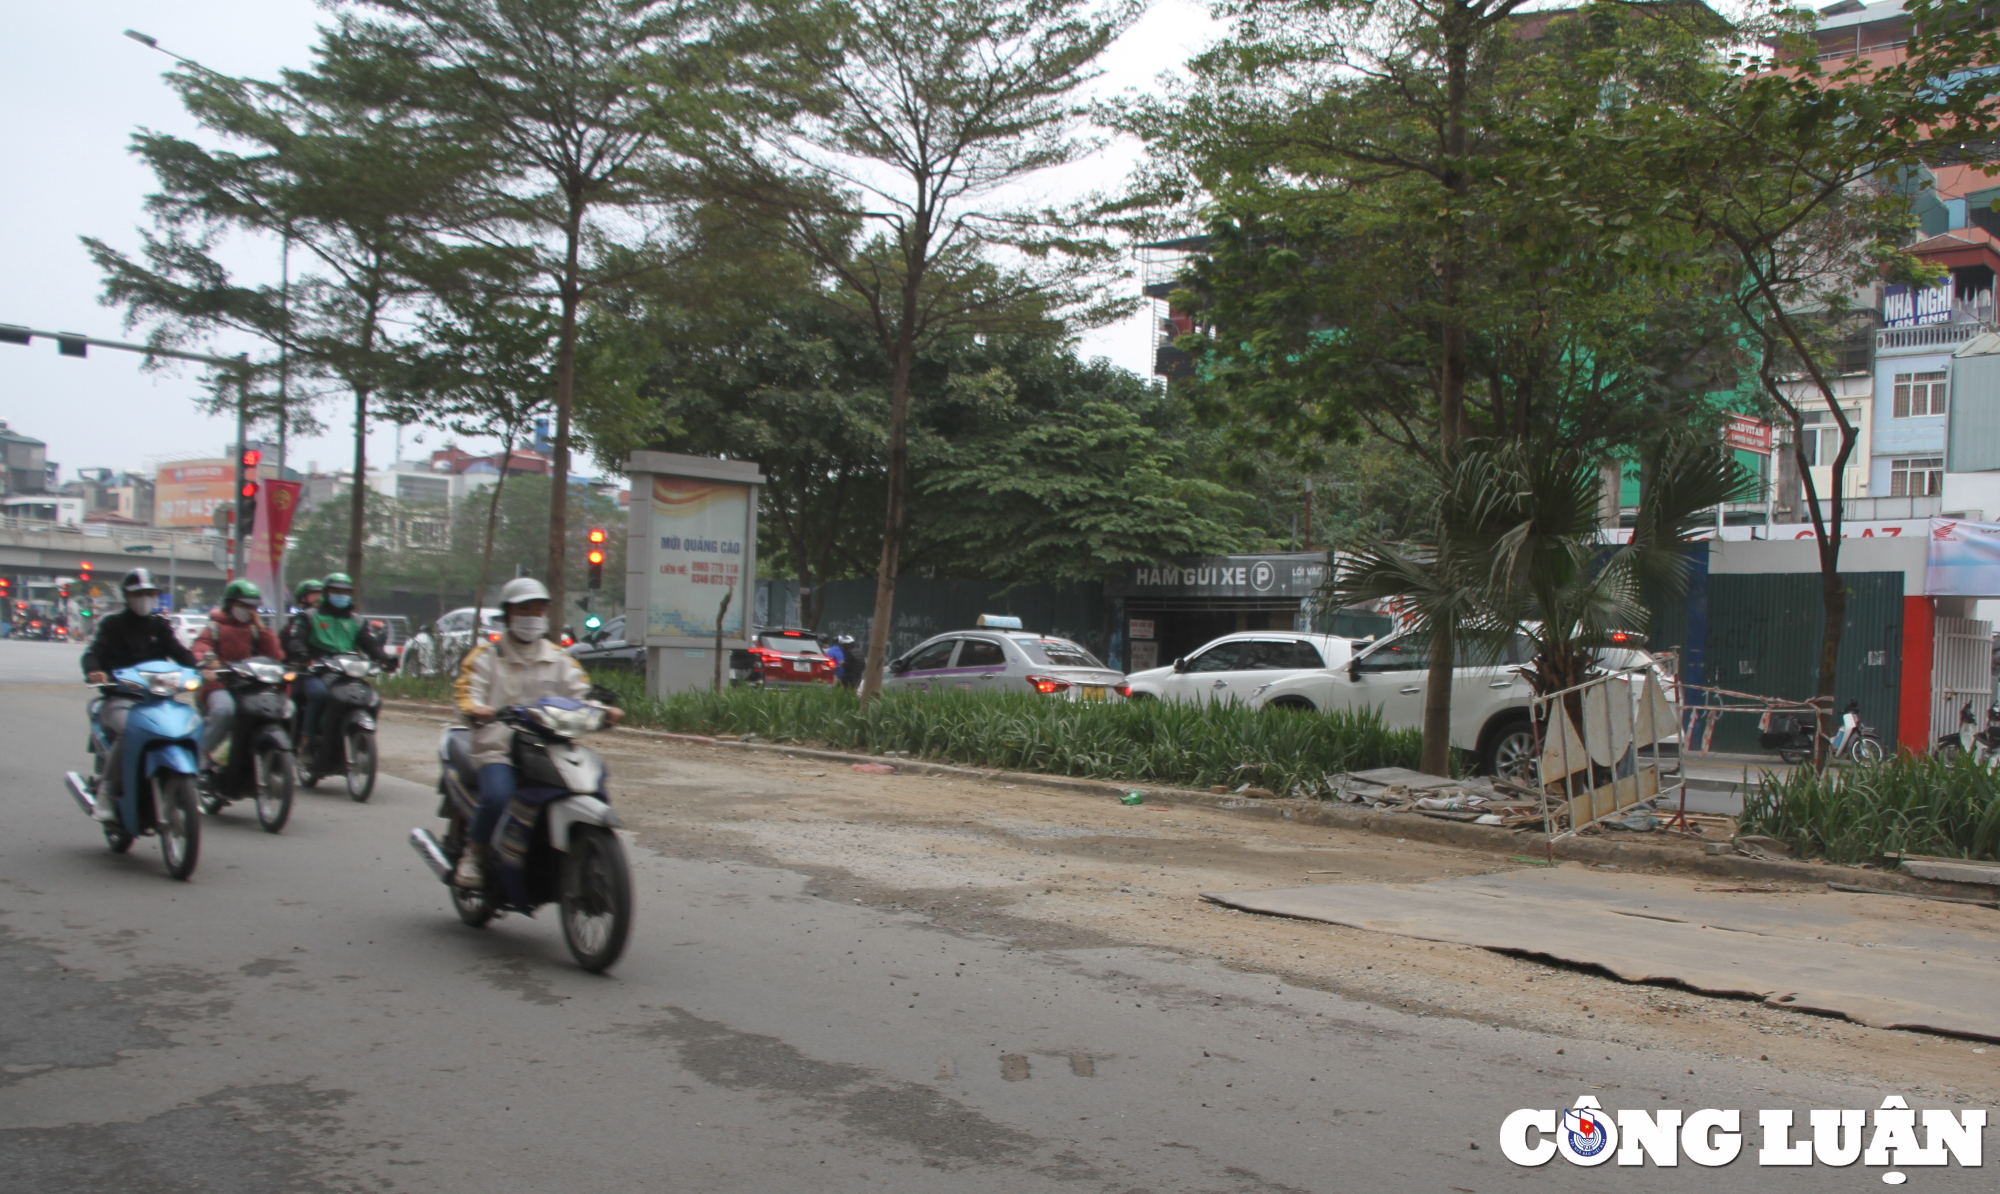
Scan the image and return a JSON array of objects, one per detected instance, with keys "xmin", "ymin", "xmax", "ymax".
[{"xmin": 443, "ymin": 727, "xmax": 479, "ymax": 790}]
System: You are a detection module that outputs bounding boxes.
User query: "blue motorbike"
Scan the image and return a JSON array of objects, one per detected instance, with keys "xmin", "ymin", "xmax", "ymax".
[{"xmin": 64, "ymin": 660, "xmax": 205, "ymax": 880}]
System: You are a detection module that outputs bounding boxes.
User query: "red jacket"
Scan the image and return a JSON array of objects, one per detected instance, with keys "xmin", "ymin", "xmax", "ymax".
[{"xmin": 192, "ymin": 608, "xmax": 283, "ymax": 699}]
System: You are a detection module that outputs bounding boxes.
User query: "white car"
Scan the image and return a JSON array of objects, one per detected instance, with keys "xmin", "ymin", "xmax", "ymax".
[
  {"xmin": 405, "ymin": 606, "xmax": 504, "ymax": 676},
  {"xmin": 169, "ymin": 611, "xmax": 209, "ymax": 650},
  {"xmin": 1122, "ymin": 632, "xmax": 1363, "ymax": 707},
  {"xmin": 883, "ymin": 628, "xmax": 1126, "ymax": 701}
]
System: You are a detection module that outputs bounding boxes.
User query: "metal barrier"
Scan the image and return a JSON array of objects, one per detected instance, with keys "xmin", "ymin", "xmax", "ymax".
[{"xmin": 1530, "ymin": 652, "xmax": 1685, "ymax": 841}]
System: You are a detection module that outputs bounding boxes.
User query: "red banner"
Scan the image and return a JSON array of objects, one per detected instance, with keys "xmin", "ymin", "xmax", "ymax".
[{"xmin": 245, "ymin": 480, "xmax": 303, "ymax": 599}]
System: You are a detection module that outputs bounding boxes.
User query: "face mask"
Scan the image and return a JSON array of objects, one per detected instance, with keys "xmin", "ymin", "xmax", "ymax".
[
  {"xmin": 230, "ymin": 605, "xmax": 254, "ymax": 623},
  {"xmin": 128, "ymin": 595, "xmax": 157, "ymax": 616},
  {"xmin": 510, "ymin": 616, "xmax": 548, "ymax": 643},
  {"xmin": 328, "ymin": 593, "xmax": 352, "ymax": 610}
]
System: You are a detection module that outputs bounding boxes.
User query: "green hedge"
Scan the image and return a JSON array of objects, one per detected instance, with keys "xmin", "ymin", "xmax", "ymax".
[
  {"xmin": 382, "ymin": 670, "xmax": 1421, "ymax": 796},
  {"xmin": 1740, "ymin": 754, "xmax": 2000, "ymax": 864}
]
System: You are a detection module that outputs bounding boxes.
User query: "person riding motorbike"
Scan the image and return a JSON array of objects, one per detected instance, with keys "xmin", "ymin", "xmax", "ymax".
[
  {"xmin": 80, "ymin": 569, "xmax": 199, "ymax": 820},
  {"xmin": 191, "ymin": 579, "xmax": 284, "ymax": 769},
  {"xmin": 293, "ymin": 573, "xmax": 396, "ymax": 755},
  {"xmin": 449, "ymin": 577, "xmax": 622, "ymax": 889},
  {"xmin": 834, "ymin": 634, "xmax": 860, "ymax": 688},
  {"xmin": 280, "ymin": 579, "xmax": 325, "ymax": 665}
]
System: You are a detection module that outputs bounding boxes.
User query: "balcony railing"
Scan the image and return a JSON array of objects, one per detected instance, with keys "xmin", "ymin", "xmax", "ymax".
[{"xmin": 1876, "ymin": 323, "xmax": 1989, "ymax": 352}]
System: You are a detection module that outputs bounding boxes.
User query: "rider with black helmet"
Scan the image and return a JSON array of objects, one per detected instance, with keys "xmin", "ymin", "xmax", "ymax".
[{"xmin": 80, "ymin": 569, "xmax": 199, "ymax": 820}]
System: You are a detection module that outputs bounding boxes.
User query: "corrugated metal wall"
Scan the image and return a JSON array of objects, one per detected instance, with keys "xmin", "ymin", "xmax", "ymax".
[
  {"xmin": 1949, "ymin": 350, "xmax": 2000, "ymax": 473},
  {"xmin": 1701, "ymin": 571, "xmax": 1903, "ymax": 752}
]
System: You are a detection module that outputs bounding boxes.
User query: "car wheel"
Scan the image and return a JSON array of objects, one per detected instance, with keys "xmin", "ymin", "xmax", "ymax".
[
  {"xmin": 1266, "ymin": 697, "xmax": 1316, "ymax": 713},
  {"xmin": 1480, "ymin": 715, "xmax": 1537, "ymax": 780}
]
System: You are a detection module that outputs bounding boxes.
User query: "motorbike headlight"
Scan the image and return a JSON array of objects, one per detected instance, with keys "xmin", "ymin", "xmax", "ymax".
[
  {"xmin": 343, "ymin": 657, "xmax": 374, "ymax": 679},
  {"xmin": 250, "ymin": 662, "xmax": 287, "ymax": 684},
  {"xmin": 144, "ymin": 671, "xmax": 183, "ymax": 696}
]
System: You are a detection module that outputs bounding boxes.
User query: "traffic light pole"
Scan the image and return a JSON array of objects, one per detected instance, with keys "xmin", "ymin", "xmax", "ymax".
[{"xmin": 231, "ymin": 373, "xmax": 248, "ymax": 580}]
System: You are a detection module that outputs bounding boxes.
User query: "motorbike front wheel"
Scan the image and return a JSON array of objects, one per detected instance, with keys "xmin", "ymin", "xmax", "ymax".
[
  {"xmin": 255, "ymin": 747, "xmax": 295, "ymax": 833},
  {"xmin": 560, "ymin": 825, "xmax": 632, "ymax": 973},
  {"xmin": 157, "ymin": 774, "xmax": 201, "ymax": 881},
  {"xmin": 345, "ymin": 726, "xmax": 377, "ymax": 802},
  {"xmin": 1850, "ymin": 735, "xmax": 1886, "ymax": 764}
]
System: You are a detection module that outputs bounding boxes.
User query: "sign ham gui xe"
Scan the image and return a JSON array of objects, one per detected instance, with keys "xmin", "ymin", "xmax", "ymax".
[{"xmin": 1109, "ymin": 552, "xmax": 1330, "ymax": 599}]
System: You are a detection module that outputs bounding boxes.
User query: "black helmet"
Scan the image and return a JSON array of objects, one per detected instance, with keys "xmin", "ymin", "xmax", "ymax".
[{"xmin": 120, "ymin": 568, "xmax": 160, "ymax": 594}]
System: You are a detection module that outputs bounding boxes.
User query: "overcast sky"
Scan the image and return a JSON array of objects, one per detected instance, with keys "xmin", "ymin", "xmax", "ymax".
[{"xmin": 0, "ymin": 1, "xmax": 1214, "ymax": 487}]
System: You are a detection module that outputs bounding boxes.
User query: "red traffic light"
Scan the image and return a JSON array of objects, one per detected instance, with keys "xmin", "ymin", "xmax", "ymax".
[
  {"xmin": 587, "ymin": 527, "xmax": 607, "ymax": 545},
  {"xmin": 586, "ymin": 549, "xmax": 606, "ymax": 566},
  {"xmin": 241, "ymin": 481, "xmax": 259, "ymax": 499},
  {"xmin": 243, "ymin": 449, "xmax": 262, "ymax": 469},
  {"xmin": 79, "ymin": 560, "xmax": 91, "ymax": 576}
]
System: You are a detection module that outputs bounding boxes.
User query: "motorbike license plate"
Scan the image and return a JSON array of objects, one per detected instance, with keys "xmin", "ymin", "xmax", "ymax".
[{"xmin": 1079, "ymin": 685, "xmax": 1106, "ymax": 701}]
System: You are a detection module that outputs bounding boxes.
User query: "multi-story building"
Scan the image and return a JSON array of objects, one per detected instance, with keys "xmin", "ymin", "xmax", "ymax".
[{"xmin": 0, "ymin": 421, "xmax": 50, "ymax": 497}]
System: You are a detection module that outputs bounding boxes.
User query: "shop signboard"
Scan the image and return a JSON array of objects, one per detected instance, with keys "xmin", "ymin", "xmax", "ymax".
[
  {"xmin": 1109, "ymin": 552, "xmax": 1330, "ymax": 598},
  {"xmin": 624, "ymin": 451, "xmax": 765, "ymax": 694}
]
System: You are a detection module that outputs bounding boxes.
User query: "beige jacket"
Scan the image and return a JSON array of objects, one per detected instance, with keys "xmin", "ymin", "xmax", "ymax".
[{"xmin": 454, "ymin": 633, "xmax": 593, "ymax": 768}]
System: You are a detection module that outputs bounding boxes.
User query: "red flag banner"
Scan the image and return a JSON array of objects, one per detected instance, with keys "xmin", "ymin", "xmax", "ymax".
[{"xmin": 245, "ymin": 480, "xmax": 303, "ymax": 597}]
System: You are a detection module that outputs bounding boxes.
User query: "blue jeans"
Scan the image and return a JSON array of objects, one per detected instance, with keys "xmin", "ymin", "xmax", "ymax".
[
  {"xmin": 471, "ymin": 763, "xmax": 517, "ymax": 850},
  {"xmin": 297, "ymin": 676, "xmax": 330, "ymax": 742}
]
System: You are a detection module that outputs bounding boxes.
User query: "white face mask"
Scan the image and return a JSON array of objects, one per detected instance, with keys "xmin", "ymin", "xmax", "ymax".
[
  {"xmin": 128, "ymin": 595, "xmax": 157, "ymax": 616},
  {"xmin": 510, "ymin": 616, "xmax": 547, "ymax": 643},
  {"xmin": 229, "ymin": 604, "xmax": 254, "ymax": 623}
]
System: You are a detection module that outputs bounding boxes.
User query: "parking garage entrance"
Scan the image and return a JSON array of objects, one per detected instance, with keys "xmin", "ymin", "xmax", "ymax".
[{"xmin": 1107, "ymin": 552, "xmax": 1332, "ymax": 673}]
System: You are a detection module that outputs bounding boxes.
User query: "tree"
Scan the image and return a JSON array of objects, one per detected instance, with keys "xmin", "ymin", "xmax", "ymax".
[
  {"xmin": 1586, "ymin": 0, "xmax": 2000, "ymax": 752},
  {"xmin": 703, "ymin": 0, "xmax": 1133, "ymax": 698},
  {"xmin": 87, "ymin": 37, "xmax": 466, "ymax": 589},
  {"xmin": 396, "ymin": 298, "xmax": 557, "ymax": 610},
  {"xmin": 341, "ymin": 0, "xmax": 773, "ymax": 633},
  {"xmin": 1334, "ymin": 432, "xmax": 1747, "ymax": 775}
]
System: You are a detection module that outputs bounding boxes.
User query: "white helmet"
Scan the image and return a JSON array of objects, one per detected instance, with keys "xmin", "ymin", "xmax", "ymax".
[{"xmin": 498, "ymin": 577, "xmax": 550, "ymax": 608}]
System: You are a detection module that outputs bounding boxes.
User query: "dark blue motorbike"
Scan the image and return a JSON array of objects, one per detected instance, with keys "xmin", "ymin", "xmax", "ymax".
[
  {"xmin": 64, "ymin": 660, "xmax": 204, "ymax": 880},
  {"xmin": 409, "ymin": 696, "xmax": 631, "ymax": 972}
]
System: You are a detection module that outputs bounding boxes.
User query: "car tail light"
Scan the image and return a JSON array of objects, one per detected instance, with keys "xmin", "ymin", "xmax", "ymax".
[
  {"xmin": 1026, "ymin": 674, "xmax": 1070, "ymax": 695},
  {"xmin": 1114, "ymin": 683, "xmax": 1132, "ymax": 697},
  {"xmin": 487, "ymin": 632, "xmax": 501, "ymax": 643}
]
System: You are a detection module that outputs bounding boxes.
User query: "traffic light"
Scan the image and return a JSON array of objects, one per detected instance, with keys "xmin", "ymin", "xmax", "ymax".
[
  {"xmin": 78, "ymin": 560, "xmax": 90, "ymax": 588},
  {"xmin": 0, "ymin": 577, "xmax": 9, "ymax": 600},
  {"xmin": 237, "ymin": 449, "xmax": 261, "ymax": 536},
  {"xmin": 586, "ymin": 527, "xmax": 606, "ymax": 590}
]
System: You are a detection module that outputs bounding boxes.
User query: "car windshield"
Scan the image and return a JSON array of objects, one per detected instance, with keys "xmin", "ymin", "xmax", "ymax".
[
  {"xmin": 759, "ymin": 634, "xmax": 821, "ymax": 654},
  {"xmin": 1018, "ymin": 638, "xmax": 1102, "ymax": 669}
]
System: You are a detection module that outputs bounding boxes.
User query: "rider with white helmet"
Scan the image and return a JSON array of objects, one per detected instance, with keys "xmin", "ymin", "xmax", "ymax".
[{"xmin": 450, "ymin": 577, "xmax": 621, "ymax": 888}]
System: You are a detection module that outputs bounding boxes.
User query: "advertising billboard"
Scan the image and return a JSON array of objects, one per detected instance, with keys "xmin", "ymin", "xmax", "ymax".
[
  {"xmin": 153, "ymin": 459, "xmax": 235, "ymax": 527},
  {"xmin": 644, "ymin": 475, "xmax": 750, "ymax": 640}
]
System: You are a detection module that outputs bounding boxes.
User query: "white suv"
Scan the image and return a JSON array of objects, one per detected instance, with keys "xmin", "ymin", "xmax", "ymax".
[{"xmin": 1122, "ymin": 633, "xmax": 1360, "ymax": 706}]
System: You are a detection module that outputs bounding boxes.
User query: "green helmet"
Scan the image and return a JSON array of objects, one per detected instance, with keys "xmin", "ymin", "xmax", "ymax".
[
  {"xmin": 224, "ymin": 579, "xmax": 262, "ymax": 605},
  {"xmin": 323, "ymin": 572, "xmax": 353, "ymax": 590},
  {"xmin": 294, "ymin": 579, "xmax": 324, "ymax": 602}
]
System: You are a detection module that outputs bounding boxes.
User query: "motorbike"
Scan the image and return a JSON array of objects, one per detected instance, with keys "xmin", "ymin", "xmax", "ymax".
[
  {"xmin": 197, "ymin": 655, "xmax": 298, "ymax": 833},
  {"xmin": 408, "ymin": 695, "xmax": 632, "ymax": 973},
  {"xmin": 296, "ymin": 653, "xmax": 383, "ymax": 801},
  {"xmin": 62, "ymin": 660, "xmax": 204, "ymax": 880},
  {"xmin": 1758, "ymin": 699, "xmax": 1885, "ymax": 764},
  {"xmin": 1934, "ymin": 700, "xmax": 2000, "ymax": 765}
]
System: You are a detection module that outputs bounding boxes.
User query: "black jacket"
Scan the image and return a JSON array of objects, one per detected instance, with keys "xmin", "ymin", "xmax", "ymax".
[{"xmin": 82, "ymin": 608, "xmax": 199, "ymax": 677}]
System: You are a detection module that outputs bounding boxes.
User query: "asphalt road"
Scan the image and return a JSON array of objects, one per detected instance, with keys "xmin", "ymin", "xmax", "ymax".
[{"xmin": 0, "ymin": 638, "xmax": 1971, "ymax": 1192}]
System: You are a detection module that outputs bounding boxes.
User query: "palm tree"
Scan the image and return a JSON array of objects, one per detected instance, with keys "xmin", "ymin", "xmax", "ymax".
[{"xmin": 1332, "ymin": 432, "xmax": 1748, "ymax": 776}]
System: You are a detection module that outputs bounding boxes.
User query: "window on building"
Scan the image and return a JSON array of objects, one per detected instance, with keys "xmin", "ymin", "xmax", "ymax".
[
  {"xmin": 1889, "ymin": 457, "xmax": 1943, "ymax": 497},
  {"xmin": 1796, "ymin": 408, "xmax": 1860, "ymax": 466},
  {"xmin": 1892, "ymin": 371, "xmax": 1948, "ymax": 418}
]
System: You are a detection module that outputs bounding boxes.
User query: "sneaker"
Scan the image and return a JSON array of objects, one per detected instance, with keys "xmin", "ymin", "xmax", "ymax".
[{"xmin": 451, "ymin": 848, "xmax": 485, "ymax": 890}]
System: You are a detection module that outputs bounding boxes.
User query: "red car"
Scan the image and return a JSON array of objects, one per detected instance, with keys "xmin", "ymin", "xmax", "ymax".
[{"xmin": 739, "ymin": 628, "xmax": 837, "ymax": 687}]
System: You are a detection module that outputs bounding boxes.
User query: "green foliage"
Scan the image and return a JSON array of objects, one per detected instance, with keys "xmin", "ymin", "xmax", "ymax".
[
  {"xmin": 386, "ymin": 672, "xmax": 1421, "ymax": 792},
  {"xmin": 1742, "ymin": 756, "xmax": 2000, "ymax": 865}
]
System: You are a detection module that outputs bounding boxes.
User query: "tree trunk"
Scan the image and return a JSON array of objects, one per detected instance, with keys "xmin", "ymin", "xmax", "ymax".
[
  {"xmin": 475, "ymin": 425, "xmax": 516, "ymax": 615},
  {"xmin": 858, "ymin": 337, "xmax": 915, "ymax": 703},
  {"xmin": 1437, "ymin": 16, "xmax": 1472, "ymax": 449},
  {"xmin": 544, "ymin": 200, "xmax": 584, "ymax": 641},
  {"xmin": 345, "ymin": 385, "xmax": 369, "ymax": 584},
  {"xmin": 1421, "ymin": 631, "xmax": 1456, "ymax": 776}
]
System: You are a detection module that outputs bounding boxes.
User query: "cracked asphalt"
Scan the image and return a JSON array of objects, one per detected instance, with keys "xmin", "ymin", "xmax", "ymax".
[{"xmin": 0, "ymin": 639, "xmax": 1984, "ymax": 1191}]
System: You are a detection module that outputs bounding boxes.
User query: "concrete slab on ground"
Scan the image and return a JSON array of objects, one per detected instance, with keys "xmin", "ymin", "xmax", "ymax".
[{"xmin": 1205, "ymin": 867, "xmax": 2000, "ymax": 1040}]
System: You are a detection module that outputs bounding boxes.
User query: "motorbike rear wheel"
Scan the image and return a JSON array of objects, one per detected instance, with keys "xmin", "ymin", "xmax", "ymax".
[
  {"xmin": 560, "ymin": 825, "xmax": 631, "ymax": 973},
  {"xmin": 255, "ymin": 747, "xmax": 295, "ymax": 834},
  {"xmin": 158, "ymin": 774, "xmax": 201, "ymax": 881},
  {"xmin": 345, "ymin": 727, "xmax": 377, "ymax": 802}
]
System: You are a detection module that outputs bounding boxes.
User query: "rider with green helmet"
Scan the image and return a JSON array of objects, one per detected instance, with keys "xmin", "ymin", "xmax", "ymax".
[
  {"xmin": 292, "ymin": 573, "xmax": 396, "ymax": 752},
  {"xmin": 190, "ymin": 579, "xmax": 283, "ymax": 767},
  {"xmin": 280, "ymin": 579, "xmax": 325, "ymax": 665}
]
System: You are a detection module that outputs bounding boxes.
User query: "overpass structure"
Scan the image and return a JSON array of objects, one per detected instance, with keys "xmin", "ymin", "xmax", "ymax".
[{"xmin": 0, "ymin": 516, "xmax": 228, "ymax": 609}]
